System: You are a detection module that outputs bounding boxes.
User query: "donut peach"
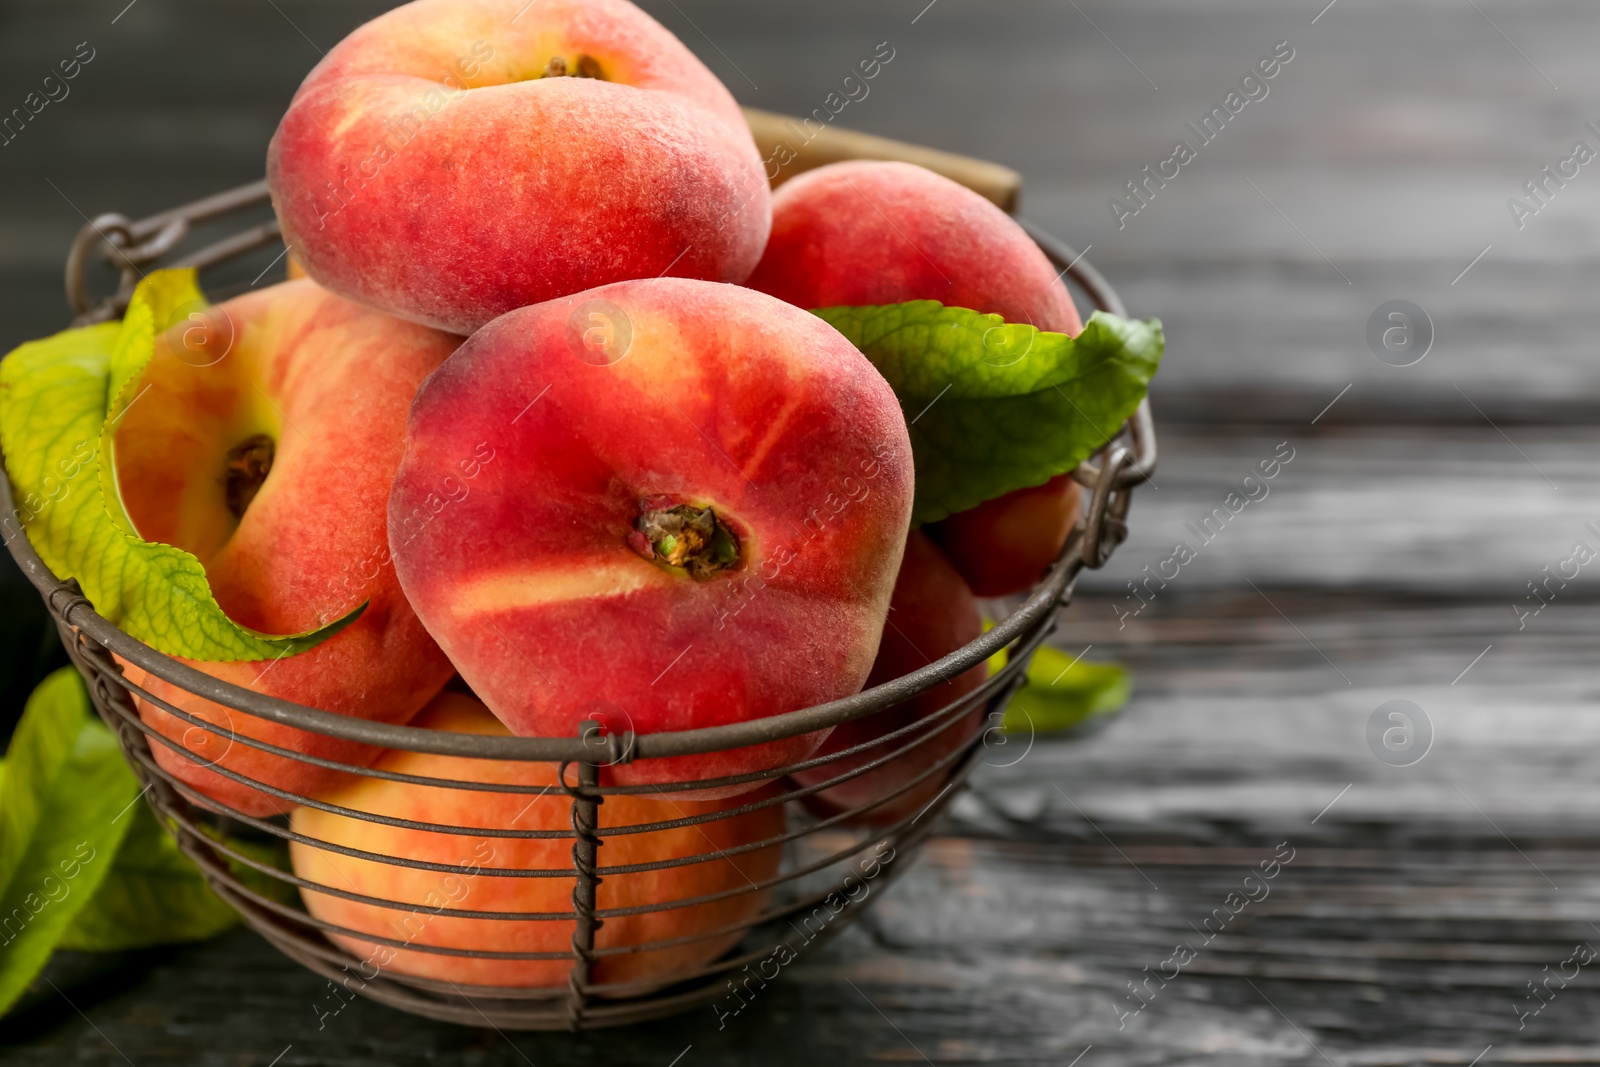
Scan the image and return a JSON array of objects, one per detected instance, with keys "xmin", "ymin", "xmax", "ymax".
[
  {"xmin": 267, "ymin": 0, "xmax": 771, "ymax": 334},
  {"xmin": 387, "ymin": 278, "xmax": 915, "ymax": 795},
  {"xmin": 114, "ymin": 280, "xmax": 458, "ymax": 817}
]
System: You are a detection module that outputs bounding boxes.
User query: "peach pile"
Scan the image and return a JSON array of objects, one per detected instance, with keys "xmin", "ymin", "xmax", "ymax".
[{"xmin": 1, "ymin": 0, "xmax": 1160, "ymax": 996}]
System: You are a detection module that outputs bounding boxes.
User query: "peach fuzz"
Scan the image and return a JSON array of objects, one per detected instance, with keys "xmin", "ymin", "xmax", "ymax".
[
  {"xmin": 268, "ymin": 0, "xmax": 771, "ymax": 335},
  {"xmin": 928, "ymin": 473, "xmax": 1082, "ymax": 597},
  {"xmin": 747, "ymin": 160, "xmax": 1088, "ymax": 596},
  {"xmin": 744, "ymin": 160, "xmax": 1082, "ymax": 334},
  {"xmin": 113, "ymin": 280, "xmax": 458, "ymax": 817},
  {"xmin": 791, "ymin": 531, "xmax": 986, "ymax": 824},
  {"xmin": 388, "ymin": 277, "xmax": 914, "ymax": 795},
  {"xmin": 289, "ymin": 692, "xmax": 786, "ymax": 989}
]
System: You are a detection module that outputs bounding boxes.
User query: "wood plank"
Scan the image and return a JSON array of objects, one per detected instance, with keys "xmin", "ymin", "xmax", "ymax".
[
  {"xmin": 1075, "ymin": 425, "xmax": 1600, "ymax": 597},
  {"xmin": 14, "ymin": 830, "xmax": 1600, "ymax": 1066}
]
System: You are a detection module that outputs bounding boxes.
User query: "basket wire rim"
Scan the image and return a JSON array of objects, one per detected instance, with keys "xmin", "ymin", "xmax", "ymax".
[{"xmin": 31, "ymin": 181, "xmax": 1152, "ymax": 1028}]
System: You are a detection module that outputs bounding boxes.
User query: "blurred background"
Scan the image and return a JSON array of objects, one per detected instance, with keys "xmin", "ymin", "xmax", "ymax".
[{"xmin": 4, "ymin": 1, "xmax": 1599, "ymax": 1063}]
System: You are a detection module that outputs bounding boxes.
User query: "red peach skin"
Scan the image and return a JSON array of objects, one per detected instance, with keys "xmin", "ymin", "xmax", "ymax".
[
  {"xmin": 791, "ymin": 531, "xmax": 986, "ymax": 824},
  {"xmin": 747, "ymin": 160, "xmax": 1086, "ymax": 596},
  {"xmin": 745, "ymin": 160, "xmax": 1081, "ymax": 334},
  {"xmin": 291, "ymin": 692, "xmax": 785, "ymax": 989},
  {"xmin": 927, "ymin": 473, "xmax": 1083, "ymax": 597},
  {"xmin": 114, "ymin": 280, "xmax": 458, "ymax": 817},
  {"xmin": 268, "ymin": 0, "xmax": 771, "ymax": 335},
  {"xmin": 388, "ymin": 278, "xmax": 915, "ymax": 796}
]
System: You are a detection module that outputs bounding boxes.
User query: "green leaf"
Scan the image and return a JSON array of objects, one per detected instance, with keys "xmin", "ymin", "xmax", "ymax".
[
  {"xmin": 0, "ymin": 667, "xmax": 141, "ymax": 1014},
  {"xmin": 0, "ymin": 320, "xmax": 118, "ymax": 583},
  {"xmin": 0, "ymin": 269, "xmax": 363, "ymax": 661},
  {"xmin": 814, "ymin": 303, "xmax": 1163, "ymax": 525},
  {"xmin": 97, "ymin": 269, "xmax": 211, "ymax": 537},
  {"xmin": 57, "ymin": 803, "xmax": 239, "ymax": 952},
  {"xmin": 989, "ymin": 640, "xmax": 1132, "ymax": 735},
  {"xmin": 105, "ymin": 266, "xmax": 206, "ymax": 427}
]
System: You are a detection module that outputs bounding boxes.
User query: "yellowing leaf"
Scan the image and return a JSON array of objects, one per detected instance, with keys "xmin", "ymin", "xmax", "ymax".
[
  {"xmin": 990, "ymin": 639, "xmax": 1132, "ymax": 735},
  {"xmin": 0, "ymin": 269, "xmax": 362, "ymax": 661}
]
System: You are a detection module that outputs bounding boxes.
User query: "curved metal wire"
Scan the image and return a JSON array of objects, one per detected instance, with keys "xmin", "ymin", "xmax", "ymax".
[{"xmin": 22, "ymin": 180, "xmax": 1157, "ymax": 1030}]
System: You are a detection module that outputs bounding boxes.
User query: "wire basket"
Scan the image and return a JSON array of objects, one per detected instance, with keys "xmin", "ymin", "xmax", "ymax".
[{"xmin": 6, "ymin": 167, "xmax": 1157, "ymax": 1030}]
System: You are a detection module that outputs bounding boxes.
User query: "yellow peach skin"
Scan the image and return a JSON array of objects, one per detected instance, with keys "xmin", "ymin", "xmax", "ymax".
[{"xmin": 290, "ymin": 692, "xmax": 786, "ymax": 989}]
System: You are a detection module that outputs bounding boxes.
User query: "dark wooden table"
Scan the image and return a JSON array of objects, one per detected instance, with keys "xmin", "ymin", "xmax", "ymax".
[{"xmin": 5, "ymin": 0, "xmax": 1599, "ymax": 1063}]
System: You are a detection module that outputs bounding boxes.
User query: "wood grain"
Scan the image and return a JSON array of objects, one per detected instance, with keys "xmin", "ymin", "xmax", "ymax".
[{"xmin": 1, "ymin": 0, "xmax": 1596, "ymax": 1064}]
